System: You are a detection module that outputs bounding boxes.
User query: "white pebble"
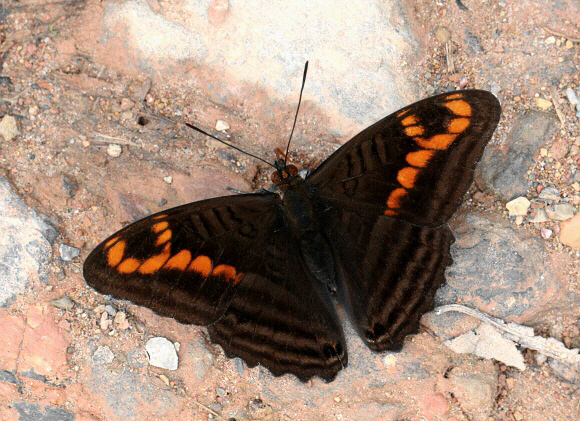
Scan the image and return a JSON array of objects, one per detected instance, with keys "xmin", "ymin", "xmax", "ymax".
[
  {"xmin": 215, "ymin": 119, "xmax": 230, "ymax": 131},
  {"xmin": 146, "ymin": 337, "xmax": 179, "ymax": 370},
  {"xmin": 107, "ymin": 144, "xmax": 122, "ymax": 157}
]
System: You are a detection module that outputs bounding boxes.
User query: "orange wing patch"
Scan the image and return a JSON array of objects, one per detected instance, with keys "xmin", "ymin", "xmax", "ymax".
[
  {"xmin": 163, "ymin": 249, "xmax": 192, "ymax": 270},
  {"xmin": 138, "ymin": 243, "xmax": 171, "ymax": 274},
  {"xmin": 189, "ymin": 255, "xmax": 213, "ymax": 277},
  {"xmin": 406, "ymin": 150, "xmax": 435, "ymax": 168},
  {"xmin": 443, "ymin": 99, "xmax": 472, "ymax": 117},
  {"xmin": 107, "ymin": 240, "xmax": 126, "ymax": 267},
  {"xmin": 212, "ymin": 264, "xmax": 244, "ymax": 285}
]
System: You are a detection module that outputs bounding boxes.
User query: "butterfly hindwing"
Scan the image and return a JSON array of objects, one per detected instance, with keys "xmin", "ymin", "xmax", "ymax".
[
  {"xmin": 308, "ymin": 90, "xmax": 501, "ymax": 226},
  {"xmin": 83, "ymin": 193, "xmax": 346, "ymax": 382},
  {"xmin": 324, "ymin": 206, "xmax": 454, "ymax": 351}
]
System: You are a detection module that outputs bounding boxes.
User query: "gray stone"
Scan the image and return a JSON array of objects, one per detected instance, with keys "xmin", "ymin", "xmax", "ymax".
[
  {"xmin": 437, "ymin": 213, "xmax": 562, "ymax": 319},
  {"xmin": 545, "ymin": 203, "xmax": 576, "ymax": 221},
  {"xmin": 476, "ymin": 112, "xmax": 559, "ymax": 201},
  {"xmin": 59, "ymin": 244, "xmax": 80, "ymax": 261},
  {"xmin": 538, "ymin": 186, "xmax": 561, "ymax": 202},
  {"xmin": 93, "ymin": 345, "xmax": 115, "ymax": 364},
  {"xmin": 13, "ymin": 402, "xmax": 74, "ymax": 421},
  {"xmin": 0, "ymin": 176, "xmax": 58, "ymax": 307},
  {"xmin": 50, "ymin": 296, "xmax": 74, "ymax": 310}
]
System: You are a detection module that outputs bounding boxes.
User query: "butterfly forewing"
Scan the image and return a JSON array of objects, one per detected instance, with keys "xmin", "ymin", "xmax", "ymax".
[
  {"xmin": 308, "ymin": 90, "xmax": 501, "ymax": 227},
  {"xmin": 83, "ymin": 193, "xmax": 346, "ymax": 381}
]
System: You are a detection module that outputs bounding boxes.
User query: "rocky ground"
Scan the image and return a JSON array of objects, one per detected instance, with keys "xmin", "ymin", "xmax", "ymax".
[{"xmin": 0, "ymin": 0, "xmax": 579, "ymax": 420}]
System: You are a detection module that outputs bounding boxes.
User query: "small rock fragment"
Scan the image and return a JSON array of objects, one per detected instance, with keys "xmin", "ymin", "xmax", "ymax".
[
  {"xmin": 215, "ymin": 119, "xmax": 230, "ymax": 131},
  {"xmin": 529, "ymin": 208, "xmax": 549, "ymax": 223},
  {"xmin": 93, "ymin": 345, "xmax": 115, "ymax": 364},
  {"xmin": 146, "ymin": 337, "xmax": 179, "ymax": 370},
  {"xmin": 506, "ymin": 197, "xmax": 530, "ymax": 216},
  {"xmin": 566, "ymin": 88, "xmax": 579, "ymax": 105},
  {"xmin": 51, "ymin": 296, "xmax": 74, "ymax": 310},
  {"xmin": 59, "ymin": 244, "xmax": 80, "ymax": 261},
  {"xmin": 107, "ymin": 144, "xmax": 122, "ymax": 157},
  {"xmin": 538, "ymin": 186, "xmax": 561, "ymax": 202},
  {"xmin": 540, "ymin": 227, "xmax": 552, "ymax": 239},
  {"xmin": 535, "ymin": 97, "xmax": 552, "ymax": 110},
  {"xmin": 0, "ymin": 115, "xmax": 20, "ymax": 141},
  {"xmin": 208, "ymin": 0, "xmax": 229, "ymax": 25},
  {"xmin": 545, "ymin": 203, "xmax": 576, "ymax": 221}
]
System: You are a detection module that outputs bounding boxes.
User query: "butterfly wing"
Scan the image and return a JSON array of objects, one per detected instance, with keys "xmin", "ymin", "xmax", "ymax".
[
  {"xmin": 83, "ymin": 193, "xmax": 346, "ymax": 382},
  {"xmin": 307, "ymin": 90, "xmax": 500, "ymax": 350},
  {"xmin": 324, "ymin": 207, "xmax": 454, "ymax": 351},
  {"xmin": 308, "ymin": 90, "xmax": 501, "ymax": 227}
]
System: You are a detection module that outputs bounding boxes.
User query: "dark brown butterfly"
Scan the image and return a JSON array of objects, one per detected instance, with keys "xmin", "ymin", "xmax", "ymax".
[{"xmin": 83, "ymin": 85, "xmax": 501, "ymax": 382}]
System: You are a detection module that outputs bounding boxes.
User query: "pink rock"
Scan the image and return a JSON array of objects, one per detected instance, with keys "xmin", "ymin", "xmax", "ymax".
[
  {"xmin": 208, "ymin": 0, "xmax": 229, "ymax": 25},
  {"xmin": 560, "ymin": 213, "xmax": 580, "ymax": 248},
  {"xmin": 0, "ymin": 313, "xmax": 26, "ymax": 371},
  {"xmin": 420, "ymin": 393, "xmax": 450, "ymax": 420},
  {"xmin": 19, "ymin": 305, "xmax": 71, "ymax": 378}
]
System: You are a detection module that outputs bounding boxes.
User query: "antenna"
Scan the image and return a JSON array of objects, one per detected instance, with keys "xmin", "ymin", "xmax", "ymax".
[
  {"xmin": 184, "ymin": 122, "xmax": 275, "ymax": 169},
  {"xmin": 185, "ymin": 61, "xmax": 309, "ymax": 171},
  {"xmin": 285, "ymin": 61, "xmax": 309, "ymax": 166}
]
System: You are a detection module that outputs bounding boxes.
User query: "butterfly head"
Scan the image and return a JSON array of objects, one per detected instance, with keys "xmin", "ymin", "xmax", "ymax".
[{"xmin": 271, "ymin": 159, "xmax": 299, "ymax": 185}]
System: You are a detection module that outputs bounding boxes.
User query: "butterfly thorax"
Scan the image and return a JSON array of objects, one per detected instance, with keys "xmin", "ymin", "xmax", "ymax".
[{"xmin": 273, "ymin": 166, "xmax": 338, "ymax": 291}]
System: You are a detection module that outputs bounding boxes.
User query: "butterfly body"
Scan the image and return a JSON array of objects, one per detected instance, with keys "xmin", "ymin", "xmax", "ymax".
[{"xmin": 84, "ymin": 90, "xmax": 501, "ymax": 382}]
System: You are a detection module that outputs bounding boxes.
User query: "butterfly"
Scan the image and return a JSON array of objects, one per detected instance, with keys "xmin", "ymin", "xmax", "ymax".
[{"xmin": 83, "ymin": 84, "xmax": 501, "ymax": 382}]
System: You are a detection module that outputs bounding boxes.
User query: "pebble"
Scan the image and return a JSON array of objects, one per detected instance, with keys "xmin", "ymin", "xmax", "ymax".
[
  {"xmin": 146, "ymin": 337, "xmax": 179, "ymax": 370},
  {"xmin": 566, "ymin": 88, "xmax": 579, "ymax": 105},
  {"xmin": 215, "ymin": 119, "xmax": 230, "ymax": 131},
  {"xmin": 506, "ymin": 197, "xmax": 530, "ymax": 216},
  {"xmin": 163, "ymin": 176, "xmax": 173, "ymax": 184},
  {"xmin": 545, "ymin": 203, "xmax": 576, "ymax": 221},
  {"xmin": 104, "ymin": 304, "xmax": 117, "ymax": 316},
  {"xmin": 0, "ymin": 115, "xmax": 20, "ymax": 141},
  {"xmin": 51, "ymin": 296, "xmax": 74, "ymax": 310},
  {"xmin": 93, "ymin": 345, "xmax": 115, "ymax": 364},
  {"xmin": 545, "ymin": 36, "xmax": 556, "ymax": 44},
  {"xmin": 529, "ymin": 208, "xmax": 549, "ymax": 223},
  {"xmin": 535, "ymin": 97, "xmax": 552, "ymax": 110},
  {"xmin": 113, "ymin": 311, "xmax": 126, "ymax": 325},
  {"xmin": 434, "ymin": 26, "xmax": 451, "ymax": 44},
  {"xmin": 120, "ymin": 97, "xmax": 135, "ymax": 110},
  {"xmin": 538, "ymin": 186, "xmax": 561, "ymax": 202},
  {"xmin": 59, "ymin": 244, "xmax": 80, "ymax": 261},
  {"xmin": 107, "ymin": 144, "xmax": 122, "ymax": 157},
  {"xmin": 540, "ymin": 227, "xmax": 552, "ymax": 239}
]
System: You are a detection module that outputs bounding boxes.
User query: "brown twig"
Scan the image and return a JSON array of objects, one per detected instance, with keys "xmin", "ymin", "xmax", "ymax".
[
  {"xmin": 549, "ymin": 87, "xmax": 566, "ymax": 127},
  {"xmin": 543, "ymin": 26, "xmax": 580, "ymax": 43}
]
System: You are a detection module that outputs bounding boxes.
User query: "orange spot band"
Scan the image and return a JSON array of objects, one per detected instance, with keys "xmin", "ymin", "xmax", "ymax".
[
  {"xmin": 415, "ymin": 134, "xmax": 457, "ymax": 150},
  {"xmin": 406, "ymin": 150, "xmax": 435, "ymax": 168},
  {"xmin": 397, "ymin": 167, "xmax": 419, "ymax": 188},
  {"xmin": 448, "ymin": 117, "xmax": 470, "ymax": 133},
  {"xmin": 107, "ymin": 240, "xmax": 126, "ymax": 267},
  {"xmin": 117, "ymin": 258, "xmax": 140, "ymax": 274},
  {"xmin": 138, "ymin": 243, "xmax": 171, "ymax": 274},
  {"xmin": 155, "ymin": 229, "xmax": 172, "ymax": 246},
  {"xmin": 387, "ymin": 187, "xmax": 407, "ymax": 209},
  {"xmin": 164, "ymin": 249, "xmax": 192, "ymax": 270},
  {"xmin": 189, "ymin": 255, "xmax": 213, "ymax": 277},
  {"xmin": 444, "ymin": 100, "xmax": 471, "ymax": 117}
]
